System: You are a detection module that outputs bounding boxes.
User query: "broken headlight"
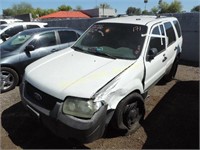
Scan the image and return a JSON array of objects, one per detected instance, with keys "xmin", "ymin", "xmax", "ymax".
[{"xmin": 62, "ymin": 97, "xmax": 103, "ymax": 119}]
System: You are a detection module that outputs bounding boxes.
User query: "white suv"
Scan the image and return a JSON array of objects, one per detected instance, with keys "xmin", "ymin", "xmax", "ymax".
[
  {"xmin": 0, "ymin": 22, "xmax": 48, "ymax": 43},
  {"xmin": 20, "ymin": 16, "xmax": 183, "ymax": 143}
]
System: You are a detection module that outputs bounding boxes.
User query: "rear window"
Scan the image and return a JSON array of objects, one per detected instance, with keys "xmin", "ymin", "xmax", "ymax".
[
  {"xmin": 164, "ymin": 22, "xmax": 176, "ymax": 46},
  {"xmin": 58, "ymin": 31, "xmax": 78, "ymax": 43},
  {"xmin": 173, "ymin": 20, "xmax": 182, "ymax": 38},
  {"xmin": 27, "ymin": 25, "xmax": 40, "ymax": 29}
]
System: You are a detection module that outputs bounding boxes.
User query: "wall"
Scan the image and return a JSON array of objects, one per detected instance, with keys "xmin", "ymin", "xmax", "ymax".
[
  {"xmin": 165, "ymin": 13, "xmax": 199, "ymax": 63},
  {"xmin": 44, "ymin": 13, "xmax": 199, "ymax": 63}
]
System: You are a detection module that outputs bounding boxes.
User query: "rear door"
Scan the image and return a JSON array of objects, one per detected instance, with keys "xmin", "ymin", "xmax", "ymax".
[
  {"xmin": 163, "ymin": 21, "xmax": 179, "ymax": 71},
  {"xmin": 144, "ymin": 24, "xmax": 168, "ymax": 90}
]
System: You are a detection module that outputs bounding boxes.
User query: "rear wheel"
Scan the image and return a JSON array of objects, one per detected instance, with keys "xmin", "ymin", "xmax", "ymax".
[
  {"xmin": 0, "ymin": 67, "xmax": 19, "ymax": 93},
  {"xmin": 111, "ymin": 92, "xmax": 145, "ymax": 135}
]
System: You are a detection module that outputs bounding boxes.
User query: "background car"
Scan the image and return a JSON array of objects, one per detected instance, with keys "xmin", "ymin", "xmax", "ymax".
[
  {"xmin": 0, "ymin": 22, "xmax": 48, "ymax": 44},
  {"xmin": 0, "ymin": 27, "xmax": 83, "ymax": 93},
  {"xmin": 0, "ymin": 18, "xmax": 23, "ymax": 24}
]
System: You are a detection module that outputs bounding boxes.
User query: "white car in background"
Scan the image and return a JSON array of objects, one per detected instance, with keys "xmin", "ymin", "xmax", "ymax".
[
  {"xmin": 20, "ymin": 15, "xmax": 183, "ymax": 143},
  {"xmin": 0, "ymin": 18, "xmax": 23, "ymax": 24},
  {"xmin": 0, "ymin": 22, "xmax": 48, "ymax": 44}
]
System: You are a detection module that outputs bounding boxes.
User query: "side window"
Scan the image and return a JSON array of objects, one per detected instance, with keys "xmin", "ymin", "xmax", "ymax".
[
  {"xmin": 5, "ymin": 25, "xmax": 23, "ymax": 37},
  {"xmin": 34, "ymin": 32, "xmax": 56, "ymax": 48},
  {"xmin": 164, "ymin": 22, "xmax": 176, "ymax": 46},
  {"xmin": 148, "ymin": 26, "xmax": 166, "ymax": 54},
  {"xmin": 173, "ymin": 20, "xmax": 182, "ymax": 38},
  {"xmin": 26, "ymin": 25, "xmax": 40, "ymax": 29},
  {"xmin": 58, "ymin": 31, "xmax": 78, "ymax": 44}
]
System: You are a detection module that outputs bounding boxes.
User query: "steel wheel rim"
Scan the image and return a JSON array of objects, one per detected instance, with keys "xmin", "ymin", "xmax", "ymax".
[
  {"xmin": 0, "ymin": 71, "xmax": 15, "ymax": 91},
  {"xmin": 124, "ymin": 102, "xmax": 140, "ymax": 129}
]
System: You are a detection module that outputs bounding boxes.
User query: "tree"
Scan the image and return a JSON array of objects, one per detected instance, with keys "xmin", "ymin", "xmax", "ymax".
[
  {"xmin": 191, "ymin": 5, "xmax": 200, "ymax": 12},
  {"xmin": 168, "ymin": 0, "xmax": 182, "ymax": 13},
  {"xmin": 57, "ymin": 5, "xmax": 72, "ymax": 11},
  {"xmin": 151, "ymin": 0, "xmax": 183, "ymax": 14},
  {"xmin": 159, "ymin": 1, "xmax": 170, "ymax": 13},
  {"xmin": 126, "ymin": 7, "xmax": 141, "ymax": 15},
  {"xmin": 151, "ymin": 6, "xmax": 159, "ymax": 14},
  {"xmin": 3, "ymin": 2, "xmax": 34, "ymax": 16}
]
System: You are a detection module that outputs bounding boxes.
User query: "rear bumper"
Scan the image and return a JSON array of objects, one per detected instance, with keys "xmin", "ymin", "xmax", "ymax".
[{"xmin": 20, "ymin": 83, "xmax": 108, "ymax": 143}]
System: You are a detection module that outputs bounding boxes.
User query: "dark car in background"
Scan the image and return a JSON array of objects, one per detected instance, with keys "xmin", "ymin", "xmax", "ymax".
[{"xmin": 0, "ymin": 27, "xmax": 83, "ymax": 93}]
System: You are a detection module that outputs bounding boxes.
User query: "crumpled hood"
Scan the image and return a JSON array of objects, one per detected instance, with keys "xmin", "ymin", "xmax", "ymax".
[{"xmin": 25, "ymin": 48, "xmax": 135, "ymax": 100}]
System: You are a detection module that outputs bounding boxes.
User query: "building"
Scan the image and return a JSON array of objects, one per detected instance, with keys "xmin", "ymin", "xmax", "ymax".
[
  {"xmin": 82, "ymin": 8, "xmax": 117, "ymax": 18},
  {"xmin": 39, "ymin": 11, "xmax": 90, "ymax": 20}
]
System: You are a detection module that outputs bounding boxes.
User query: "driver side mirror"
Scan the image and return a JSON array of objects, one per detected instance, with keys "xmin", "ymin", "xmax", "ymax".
[
  {"xmin": 1, "ymin": 33, "xmax": 9, "ymax": 42},
  {"xmin": 147, "ymin": 48, "xmax": 158, "ymax": 61},
  {"xmin": 25, "ymin": 45, "xmax": 35, "ymax": 52}
]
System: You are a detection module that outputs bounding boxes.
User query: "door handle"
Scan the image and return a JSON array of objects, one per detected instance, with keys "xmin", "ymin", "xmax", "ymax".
[
  {"xmin": 162, "ymin": 54, "xmax": 167, "ymax": 62},
  {"xmin": 174, "ymin": 46, "xmax": 178, "ymax": 51}
]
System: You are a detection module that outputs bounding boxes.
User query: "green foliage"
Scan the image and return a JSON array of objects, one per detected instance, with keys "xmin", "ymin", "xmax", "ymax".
[
  {"xmin": 3, "ymin": 2, "xmax": 34, "ymax": 16},
  {"xmin": 191, "ymin": 5, "xmax": 200, "ymax": 12},
  {"xmin": 3, "ymin": 2, "xmax": 73, "ymax": 18},
  {"xmin": 151, "ymin": 0, "xmax": 182, "ymax": 14},
  {"xmin": 57, "ymin": 5, "xmax": 72, "ymax": 11},
  {"xmin": 151, "ymin": 6, "xmax": 159, "ymax": 14},
  {"xmin": 168, "ymin": 0, "xmax": 182, "ymax": 13},
  {"xmin": 159, "ymin": 1, "xmax": 170, "ymax": 13},
  {"xmin": 126, "ymin": 7, "xmax": 141, "ymax": 15}
]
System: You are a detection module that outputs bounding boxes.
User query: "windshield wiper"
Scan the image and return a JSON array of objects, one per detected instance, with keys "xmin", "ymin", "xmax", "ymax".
[
  {"xmin": 88, "ymin": 48, "xmax": 116, "ymax": 59},
  {"xmin": 71, "ymin": 46, "xmax": 84, "ymax": 52}
]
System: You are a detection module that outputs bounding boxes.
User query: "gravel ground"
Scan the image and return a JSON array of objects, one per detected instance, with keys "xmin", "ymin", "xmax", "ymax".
[{"xmin": 0, "ymin": 64, "xmax": 199, "ymax": 149}]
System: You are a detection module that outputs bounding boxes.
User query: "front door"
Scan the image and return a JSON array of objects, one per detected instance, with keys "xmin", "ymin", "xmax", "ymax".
[{"xmin": 144, "ymin": 24, "xmax": 168, "ymax": 91}]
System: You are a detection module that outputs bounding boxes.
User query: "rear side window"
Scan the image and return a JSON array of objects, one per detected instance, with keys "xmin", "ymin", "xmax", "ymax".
[
  {"xmin": 173, "ymin": 20, "xmax": 182, "ymax": 38},
  {"xmin": 58, "ymin": 31, "xmax": 78, "ymax": 44},
  {"xmin": 5, "ymin": 25, "xmax": 23, "ymax": 37},
  {"xmin": 164, "ymin": 22, "xmax": 176, "ymax": 46},
  {"xmin": 27, "ymin": 25, "xmax": 40, "ymax": 29}
]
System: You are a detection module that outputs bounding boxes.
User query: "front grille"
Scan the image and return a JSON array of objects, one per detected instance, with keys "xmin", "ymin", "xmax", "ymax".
[{"xmin": 24, "ymin": 81, "xmax": 61, "ymax": 110}]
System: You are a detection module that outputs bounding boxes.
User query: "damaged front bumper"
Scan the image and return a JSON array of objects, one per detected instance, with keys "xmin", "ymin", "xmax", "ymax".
[{"xmin": 20, "ymin": 82, "xmax": 108, "ymax": 143}]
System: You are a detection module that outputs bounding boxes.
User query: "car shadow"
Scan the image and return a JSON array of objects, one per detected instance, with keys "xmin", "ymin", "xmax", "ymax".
[
  {"xmin": 142, "ymin": 80, "xmax": 199, "ymax": 149},
  {"xmin": 1, "ymin": 102, "xmax": 89, "ymax": 149}
]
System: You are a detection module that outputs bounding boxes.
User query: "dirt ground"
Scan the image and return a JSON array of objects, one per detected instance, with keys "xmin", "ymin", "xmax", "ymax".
[{"xmin": 0, "ymin": 64, "xmax": 199, "ymax": 149}]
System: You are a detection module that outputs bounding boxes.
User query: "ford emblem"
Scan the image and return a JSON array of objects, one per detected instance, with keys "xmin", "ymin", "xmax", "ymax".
[{"xmin": 34, "ymin": 92, "xmax": 42, "ymax": 101}]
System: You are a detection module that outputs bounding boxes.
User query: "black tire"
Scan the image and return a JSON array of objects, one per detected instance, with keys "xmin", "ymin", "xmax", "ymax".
[
  {"xmin": 111, "ymin": 92, "xmax": 145, "ymax": 135},
  {"xmin": 0, "ymin": 67, "xmax": 19, "ymax": 93},
  {"xmin": 164, "ymin": 56, "xmax": 179, "ymax": 82}
]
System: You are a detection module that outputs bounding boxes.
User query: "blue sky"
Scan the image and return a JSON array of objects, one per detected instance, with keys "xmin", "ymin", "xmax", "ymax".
[{"xmin": 0, "ymin": 0, "xmax": 199, "ymax": 15}]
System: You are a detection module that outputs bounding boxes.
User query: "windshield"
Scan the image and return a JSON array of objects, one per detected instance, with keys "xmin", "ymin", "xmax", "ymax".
[
  {"xmin": 73, "ymin": 23, "xmax": 147, "ymax": 60},
  {"xmin": 1, "ymin": 32, "xmax": 33, "ymax": 51}
]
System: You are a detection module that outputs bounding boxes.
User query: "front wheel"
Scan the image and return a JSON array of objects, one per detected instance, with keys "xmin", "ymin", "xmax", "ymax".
[
  {"xmin": 111, "ymin": 92, "xmax": 145, "ymax": 135},
  {"xmin": 0, "ymin": 67, "xmax": 19, "ymax": 93}
]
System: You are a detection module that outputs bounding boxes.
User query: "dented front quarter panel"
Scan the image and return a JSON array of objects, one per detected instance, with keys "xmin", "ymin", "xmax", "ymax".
[{"xmin": 94, "ymin": 58, "xmax": 144, "ymax": 110}]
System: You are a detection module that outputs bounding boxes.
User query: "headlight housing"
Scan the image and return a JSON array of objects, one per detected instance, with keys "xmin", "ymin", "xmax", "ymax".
[{"xmin": 62, "ymin": 97, "xmax": 103, "ymax": 119}]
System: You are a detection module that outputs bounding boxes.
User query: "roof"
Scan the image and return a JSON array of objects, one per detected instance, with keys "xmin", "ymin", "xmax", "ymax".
[
  {"xmin": 97, "ymin": 15, "xmax": 177, "ymax": 26},
  {"xmin": 20, "ymin": 27, "xmax": 68, "ymax": 34},
  {"xmin": 18, "ymin": 27, "xmax": 83, "ymax": 36},
  {"xmin": 39, "ymin": 11, "xmax": 90, "ymax": 19}
]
